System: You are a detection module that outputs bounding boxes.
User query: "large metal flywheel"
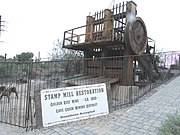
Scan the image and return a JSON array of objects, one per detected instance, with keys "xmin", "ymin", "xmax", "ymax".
[{"xmin": 125, "ymin": 17, "xmax": 148, "ymax": 55}]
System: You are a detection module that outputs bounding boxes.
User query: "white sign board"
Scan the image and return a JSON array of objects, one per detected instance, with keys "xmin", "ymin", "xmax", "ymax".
[{"xmin": 41, "ymin": 83, "xmax": 109, "ymax": 127}]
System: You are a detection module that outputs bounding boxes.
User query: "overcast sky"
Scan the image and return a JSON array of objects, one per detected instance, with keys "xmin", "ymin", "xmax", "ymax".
[{"xmin": 0, "ymin": 0, "xmax": 179, "ymax": 59}]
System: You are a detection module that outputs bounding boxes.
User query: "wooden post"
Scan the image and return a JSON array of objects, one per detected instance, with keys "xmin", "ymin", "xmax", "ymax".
[
  {"xmin": 101, "ymin": 47, "xmax": 108, "ymax": 77},
  {"xmin": 84, "ymin": 51, "xmax": 89, "ymax": 76},
  {"xmin": 126, "ymin": 1, "xmax": 137, "ymax": 22},
  {"xmin": 122, "ymin": 50, "xmax": 133, "ymax": 86},
  {"xmin": 34, "ymin": 90, "xmax": 43, "ymax": 128},
  {"xmin": 106, "ymin": 83, "xmax": 113, "ymax": 113},
  {"xmin": 121, "ymin": 1, "xmax": 137, "ymax": 85},
  {"xmin": 85, "ymin": 16, "xmax": 94, "ymax": 42},
  {"xmin": 103, "ymin": 9, "xmax": 113, "ymax": 41}
]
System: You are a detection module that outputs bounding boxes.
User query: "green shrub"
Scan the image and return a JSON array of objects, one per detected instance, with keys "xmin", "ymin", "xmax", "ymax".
[{"xmin": 158, "ymin": 113, "xmax": 180, "ymax": 135}]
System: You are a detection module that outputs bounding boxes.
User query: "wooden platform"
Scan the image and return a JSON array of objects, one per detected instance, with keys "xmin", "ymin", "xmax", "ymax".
[
  {"xmin": 63, "ymin": 40, "xmax": 125, "ymax": 51},
  {"xmin": 63, "ymin": 76, "xmax": 119, "ymax": 86}
]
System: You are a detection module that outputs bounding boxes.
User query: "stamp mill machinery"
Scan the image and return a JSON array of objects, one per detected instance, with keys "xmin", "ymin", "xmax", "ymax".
[{"xmin": 63, "ymin": 1, "xmax": 158, "ymax": 86}]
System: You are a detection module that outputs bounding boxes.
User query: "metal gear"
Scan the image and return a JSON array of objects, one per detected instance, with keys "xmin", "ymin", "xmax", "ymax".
[{"xmin": 125, "ymin": 17, "xmax": 148, "ymax": 55}]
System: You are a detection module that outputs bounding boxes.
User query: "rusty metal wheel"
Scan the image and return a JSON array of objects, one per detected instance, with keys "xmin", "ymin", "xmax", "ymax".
[{"xmin": 125, "ymin": 17, "xmax": 147, "ymax": 55}]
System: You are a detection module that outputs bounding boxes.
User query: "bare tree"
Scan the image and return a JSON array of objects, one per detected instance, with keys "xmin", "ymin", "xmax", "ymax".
[
  {"xmin": 155, "ymin": 48, "xmax": 166, "ymax": 69},
  {"xmin": 50, "ymin": 39, "xmax": 83, "ymax": 60},
  {"xmin": 50, "ymin": 39, "xmax": 84, "ymax": 77}
]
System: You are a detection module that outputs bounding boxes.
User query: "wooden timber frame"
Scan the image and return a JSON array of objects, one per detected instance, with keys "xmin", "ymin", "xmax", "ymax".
[{"xmin": 63, "ymin": 1, "xmax": 154, "ymax": 86}]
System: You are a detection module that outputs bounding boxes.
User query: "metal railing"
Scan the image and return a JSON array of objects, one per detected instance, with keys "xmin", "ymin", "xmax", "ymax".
[
  {"xmin": 63, "ymin": 2, "xmax": 127, "ymax": 48},
  {"xmin": 0, "ymin": 62, "xmax": 33, "ymax": 129},
  {"xmin": 1, "ymin": 51, "xmax": 180, "ymax": 129}
]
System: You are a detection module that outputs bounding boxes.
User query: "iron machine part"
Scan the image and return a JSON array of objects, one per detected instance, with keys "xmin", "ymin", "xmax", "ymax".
[{"xmin": 125, "ymin": 17, "xmax": 148, "ymax": 55}]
